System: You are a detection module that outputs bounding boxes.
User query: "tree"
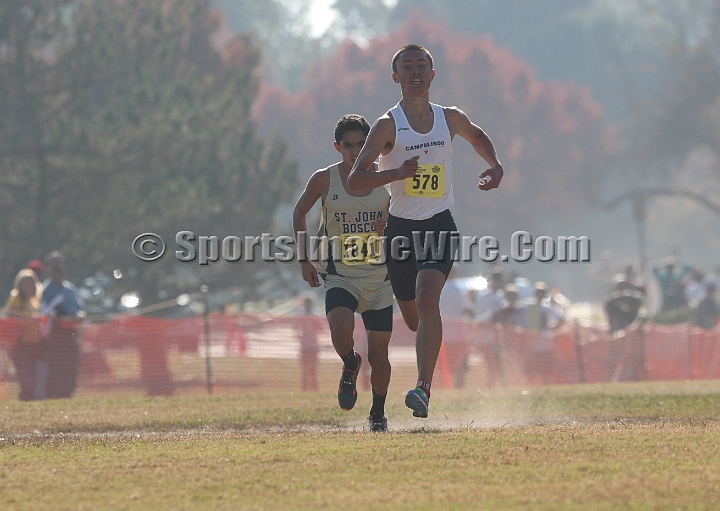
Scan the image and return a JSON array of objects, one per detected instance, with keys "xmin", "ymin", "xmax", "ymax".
[
  {"xmin": 216, "ymin": 0, "xmax": 330, "ymax": 91},
  {"xmin": 632, "ymin": 0, "xmax": 720, "ymax": 165},
  {"xmin": 0, "ymin": 0, "xmax": 80, "ymax": 289},
  {"xmin": 0, "ymin": 0, "xmax": 299, "ymax": 305},
  {"xmin": 254, "ymin": 14, "xmax": 615, "ymax": 246},
  {"xmin": 583, "ymin": 0, "xmax": 720, "ymax": 268},
  {"xmin": 329, "ymin": 0, "xmax": 668, "ymax": 122}
]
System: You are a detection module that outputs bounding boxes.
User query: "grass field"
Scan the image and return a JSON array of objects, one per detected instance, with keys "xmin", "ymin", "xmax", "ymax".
[{"xmin": 2, "ymin": 381, "xmax": 720, "ymax": 510}]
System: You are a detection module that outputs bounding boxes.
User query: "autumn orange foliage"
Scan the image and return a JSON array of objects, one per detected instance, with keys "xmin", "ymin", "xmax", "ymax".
[{"xmin": 255, "ymin": 14, "xmax": 617, "ymax": 237}]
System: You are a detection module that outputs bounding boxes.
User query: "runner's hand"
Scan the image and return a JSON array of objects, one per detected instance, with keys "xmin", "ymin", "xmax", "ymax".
[
  {"xmin": 393, "ymin": 156, "xmax": 420, "ymax": 181},
  {"xmin": 300, "ymin": 261, "xmax": 320, "ymax": 287},
  {"xmin": 371, "ymin": 219, "xmax": 387, "ymax": 237},
  {"xmin": 478, "ymin": 164, "xmax": 503, "ymax": 190}
]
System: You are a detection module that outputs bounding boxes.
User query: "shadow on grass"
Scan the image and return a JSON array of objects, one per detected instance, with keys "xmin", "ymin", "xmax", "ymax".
[{"xmin": 403, "ymin": 427, "xmax": 449, "ymax": 434}]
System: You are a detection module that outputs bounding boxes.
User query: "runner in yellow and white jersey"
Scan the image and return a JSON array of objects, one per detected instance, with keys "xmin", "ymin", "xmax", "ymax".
[
  {"xmin": 293, "ymin": 115, "xmax": 392, "ymax": 432},
  {"xmin": 348, "ymin": 44, "xmax": 504, "ymax": 419}
]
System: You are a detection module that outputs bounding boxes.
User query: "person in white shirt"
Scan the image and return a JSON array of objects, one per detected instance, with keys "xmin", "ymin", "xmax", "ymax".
[
  {"xmin": 439, "ymin": 268, "xmax": 472, "ymax": 388},
  {"xmin": 348, "ymin": 44, "xmax": 503, "ymax": 418}
]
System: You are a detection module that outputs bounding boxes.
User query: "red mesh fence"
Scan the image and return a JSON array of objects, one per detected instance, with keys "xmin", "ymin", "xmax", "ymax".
[{"xmin": 0, "ymin": 313, "xmax": 718, "ymax": 399}]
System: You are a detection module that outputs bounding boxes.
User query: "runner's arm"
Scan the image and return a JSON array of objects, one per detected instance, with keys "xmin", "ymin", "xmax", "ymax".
[
  {"xmin": 347, "ymin": 117, "xmax": 418, "ymax": 191},
  {"xmin": 445, "ymin": 107, "xmax": 503, "ymax": 190},
  {"xmin": 292, "ymin": 170, "xmax": 328, "ymax": 288}
]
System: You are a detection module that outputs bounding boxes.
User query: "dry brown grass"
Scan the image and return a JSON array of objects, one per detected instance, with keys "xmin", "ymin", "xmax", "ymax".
[{"xmin": 2, "ymin": 380, "xmax": 720, "ymax": 509}]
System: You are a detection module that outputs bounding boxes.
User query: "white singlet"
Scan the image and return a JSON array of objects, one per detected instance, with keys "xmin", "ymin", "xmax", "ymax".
[{"xmin": 379, "ymin": 102, "xmax": 454, "ymax": 220}]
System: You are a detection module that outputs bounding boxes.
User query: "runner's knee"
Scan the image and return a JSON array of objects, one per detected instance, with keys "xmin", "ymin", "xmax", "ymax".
[
  {"xmin": 328, "ymin": 319, "xmax": 353, "ymax": 343},
  {"xmin": 397, "ymin": 300, "xmax": 419, "ymax": 331},
  {"xmin": 367, "ymin": 349, "xmax": 390, "ymax": 370},
  {"xmin": 403, "ymin": 313, "xmax": 418, "ymax": 332},
  {"xmin": 415, "ymin": 286, "xmax": 441, "ymax": 316}
]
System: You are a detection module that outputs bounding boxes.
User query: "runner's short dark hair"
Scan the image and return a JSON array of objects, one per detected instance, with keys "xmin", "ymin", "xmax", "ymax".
[
  {"xmin": 334, "ymin": 114, "xmax": 370, "ymax": 143},
  {"xmin": 392, "ymin": 44, "xmax": 434, "ymax": 73}
]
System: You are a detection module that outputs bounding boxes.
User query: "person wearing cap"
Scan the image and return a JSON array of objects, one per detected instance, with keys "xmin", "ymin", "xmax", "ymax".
[
  {"xmin": 603, "ymin": 275, "xmax": 649, "ymax": 380},
  {"xmin": 26, "ymin": 260, "xmax": 45, "ymax": 281},
  {"xmin": 620, "ymin": 261, "xmax": 646, "ymax": 295},
  {"xmin": 604, "ymin": 275, "xmax": 645, "ymax": 334}
]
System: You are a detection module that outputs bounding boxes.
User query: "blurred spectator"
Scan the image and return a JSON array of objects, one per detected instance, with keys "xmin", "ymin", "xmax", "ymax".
[
  {"xmin": 41, "ymin": 251, "xmax": 85, "ymax": 399},
  {"xmin": 524, "ymin": 282, "xmax": 564, "ymax": 385},
  {"xmin": 710, "ymin": 265, "xmax": 720, "ymax": 288},
  {"xmin": 694, "ymin": 282, "xmax": 719, "ymax": 330},
  {"xmin": 525, "ymin": 282, "xmax": 563, "ymax": 332},
  {"xmin": 26, "ymin": 260, "xmax": 45, "ymax": 281},
  {"xmin": 2, "ymin": 269, "xmax": 43, "ymax": 401},
  {"xmin": 471, "ymin": 266, "xmax": 505, "ymax": 388},
  {"xmin": 471, "ymin": 266, "xmax": 505, "ymax": 322},
  {"xmin": 440, "ymin": 269, "xmax": 471, "ymax": 318},
  {"xmin": 493, "ymin": 284, "xmax": 525, "ymax": 327},
  {"xmin": 663, "ymin": 280, "xmax": 689, "ymax": 312},
  {"xmin": 297, "ymin": 297, "xmax": 322, "ymax": 391},
  {"xmin": 620, "ymin": 261, "xmax": 646, "ymax": 295},
  {"xmin": 652, "ymin": 257, "xmax": 693, "ymax": 312},
  {"xmin": 685, "ymin": 270, "xmax": 706, "ymax": 307},
  {"xmin": 604, "ymin": 275, "xmax": 645, "ymax": 334},
  {"xmin": 549, "ymin": 286, "xmax": 570, "ymax": 318},
  {"xmin": 439, "ymin": 267, "xmax": 472, "ymax": 388},
  {"xmin": 507, "ymin": 271, "xmax": 533, "ymax": 303}
]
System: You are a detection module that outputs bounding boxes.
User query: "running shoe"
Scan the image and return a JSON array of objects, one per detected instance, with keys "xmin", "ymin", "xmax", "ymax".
[
  {"xmin": 337, "ymin": 353, "xmax": 362, "ymax": 410},
  {"xmin": 405, "ymin": 387, "xmax": 429, "ymax": 418},
  {"xmin": 368, "ymin": 414, "xmax": 388, "ymax": 432}
]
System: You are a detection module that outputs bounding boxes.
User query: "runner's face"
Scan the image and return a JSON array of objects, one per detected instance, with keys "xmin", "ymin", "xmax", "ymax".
[
  {"xmin": 334, "ymin": 130, "xmax": 367, "ymax": 167},
  {"xmin": 392, "ymin": 49, "xmax": 434, "ymax": 93}
]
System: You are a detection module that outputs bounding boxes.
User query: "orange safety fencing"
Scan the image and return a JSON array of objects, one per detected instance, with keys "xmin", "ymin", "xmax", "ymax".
[{"xmin": 0, "ymin": 313, "xmax": 718, "ymax": 399}]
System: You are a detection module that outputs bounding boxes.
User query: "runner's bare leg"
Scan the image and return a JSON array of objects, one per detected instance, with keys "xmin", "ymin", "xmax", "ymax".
[
  {"xmin": 396, "ymin": 299, "xmax": 419, "ymax": 332},
  {"xmin": 366, "ymin": 330, "xmax": 392, "ymax": 395},
  {"xmin": 414, "ymin": 268, "xmax": 447, "ymax": 383}
]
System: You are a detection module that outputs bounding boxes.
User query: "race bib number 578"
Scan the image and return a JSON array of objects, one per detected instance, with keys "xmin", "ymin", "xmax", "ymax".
[{"xmin": 404, "ymin": 163, "xmax": 444, "ymax": 197}]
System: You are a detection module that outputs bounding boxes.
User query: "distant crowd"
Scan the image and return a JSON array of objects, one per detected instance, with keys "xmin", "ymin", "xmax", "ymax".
[
  {"xmin": 3, "ymin": 250, "xmax": 719, "ymax": 402},
  {"xmin": 439, "ymin": 266, "xmax": 569, "ymax": 387},
  {"xmin": 599, "ymin": 257, "xmax": 719, "ymax": 333}
]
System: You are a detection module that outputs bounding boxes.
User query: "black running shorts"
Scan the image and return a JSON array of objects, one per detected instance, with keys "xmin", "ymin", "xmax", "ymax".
[
  {"xmin": 325, "ymin": 287, "xmax": 393, "ymax": 332},
  {"xmin": 383, "ymin": 209, "xmax": 458, "ymax": 302}
]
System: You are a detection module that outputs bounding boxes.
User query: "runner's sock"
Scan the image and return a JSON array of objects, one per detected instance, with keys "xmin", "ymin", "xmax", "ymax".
[
  {"xmin": 370, "ymin": 389, "xmax": 387, "ymax": 418},
  {"xmin": 341, "ymin": 349, "xmax": 359, "ymax": 372},
  {"xmin": 416, "ymin": 379, "xmax": 431, "ymax": 399}
]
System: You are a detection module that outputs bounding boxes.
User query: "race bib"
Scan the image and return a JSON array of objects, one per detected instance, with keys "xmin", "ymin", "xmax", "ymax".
[
  {"xmin": 341, "ymin": 233, "xmax": 384, "ymax": 266},
  {"xmin": 404, "ymin": 163, "xmax": 444, "ymax": 197}
]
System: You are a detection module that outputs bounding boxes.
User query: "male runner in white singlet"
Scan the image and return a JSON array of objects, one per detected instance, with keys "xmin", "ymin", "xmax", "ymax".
[
  {"xmin": 348, "ymin": 44, "xmax": 504, "ymax": 418},
  {"xmin": 293, "ymin": 115, "xmax": 393, "ymax": 432}
]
